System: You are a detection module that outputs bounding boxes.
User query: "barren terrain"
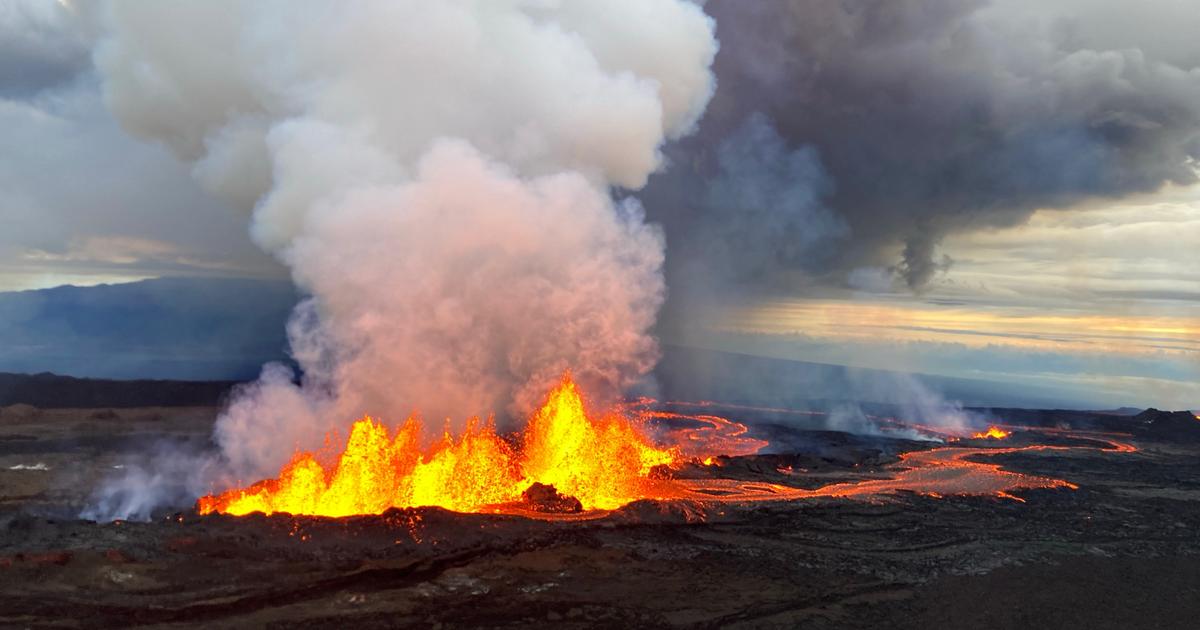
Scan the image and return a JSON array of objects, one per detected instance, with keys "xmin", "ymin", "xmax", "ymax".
[{"xmin": 2, "ymin": 402, "xmax": 1199, "ymax": 628}]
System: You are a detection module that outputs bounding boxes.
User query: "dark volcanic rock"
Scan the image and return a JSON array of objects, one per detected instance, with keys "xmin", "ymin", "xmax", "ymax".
[
  {"xmin": 1134, "ymin": 408, "xmax": 1200, "ymax": 442},
  {"xmin": 520, "ymin": 483, "xmax": 583, "ymax": 513},
  {"xmin": 2, "ymin": 403, "xmax": 1200, "ymax": 628}
]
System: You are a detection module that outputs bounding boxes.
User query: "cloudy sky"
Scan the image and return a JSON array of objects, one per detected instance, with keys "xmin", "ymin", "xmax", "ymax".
[
  {"xmin": 1, "ymin": 1, "xmax": 1197, "ymax": 409},
  {"xmin": 0, "ymin": 1, "xmax": 281, "ymax": 292},
  {"xmin": 666, "ymin": 188, "xmax": 1200, "ymax": 409}
]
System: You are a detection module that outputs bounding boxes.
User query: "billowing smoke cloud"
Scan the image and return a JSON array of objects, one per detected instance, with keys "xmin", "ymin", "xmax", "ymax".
[
  {"xmin": 648, "ymin": 0, "xmax": 1200, "ymax": 295},
  {"xmin": 92, "ymin": 0, "xmax": 717, "ymax": 485},
  {"xmin": 0, "ymin": 0, "xmax": 94, "ymax": 98},
  {"xmin": 826, "ymin": 371, "xmax": 977, "ymax": 440},
  {"xmin": 644, "ymin": 113, "xmax": 847, "ymax": 312}
]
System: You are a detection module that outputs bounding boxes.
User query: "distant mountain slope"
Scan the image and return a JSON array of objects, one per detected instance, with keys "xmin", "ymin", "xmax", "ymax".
[
  {"xmin": 653, "ymin": 345, "xmax": 1096, "ymax": 410},
  {"xmin": 0, "ymin": 277, "xmax": 297, "ymax": 380},
  {"xmin": 0, "ymin": 279, "xmax": 1106, "ymax": 409},
  {"xmin": 0, "ymin": 372, "xmax": 237, "ymax": 408},
  {"xmin": 0, "ymin": 346, "xmax": 1117, "ymax": 411}
]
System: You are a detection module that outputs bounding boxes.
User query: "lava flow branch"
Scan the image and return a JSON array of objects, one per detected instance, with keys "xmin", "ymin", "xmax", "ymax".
[{"xmin": 629, "ymin": 407, "xmax": 770, "ymax": 460}]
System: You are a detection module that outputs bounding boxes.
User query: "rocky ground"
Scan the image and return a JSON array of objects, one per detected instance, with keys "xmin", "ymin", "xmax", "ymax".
[{"xmin": 1, "ymin": 403, "xmax": 1199, "ymax": 629}]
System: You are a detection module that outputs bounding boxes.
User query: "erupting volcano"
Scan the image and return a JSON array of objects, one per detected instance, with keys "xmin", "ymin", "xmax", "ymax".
[
  {"xmin": 198, "ymin": 373, "xmax": 1133, "ymax": 521},
  {"xmin": 6, "ymin": 0, "xmax": 1197, "ymax": 625},
  {"xmin": 198, "ymin": 374, "xmax": 679, "ymax": 517}
]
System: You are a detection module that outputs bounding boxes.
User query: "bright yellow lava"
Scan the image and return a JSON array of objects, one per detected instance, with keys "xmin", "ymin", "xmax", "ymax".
[
  {"xmin": 197, "ymin": 374, "xmax": 677, "ymax": 517},
  {"xmin": 972, "ymin": 426, "xmax": 1011, "ymax": 440}
]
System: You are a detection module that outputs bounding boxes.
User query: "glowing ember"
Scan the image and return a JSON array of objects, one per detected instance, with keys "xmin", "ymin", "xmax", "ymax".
[
  {"xmin": 973, "ymin": 426, "xmax": 1011, "ymax": 440},
  {"xmin": 198, "ymin": 374, "xmax": 676, "ymax": 516}
]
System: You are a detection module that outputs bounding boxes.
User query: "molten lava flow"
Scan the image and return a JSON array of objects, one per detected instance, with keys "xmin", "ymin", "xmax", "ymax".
[
  {"xmin": 662, "ymin": 444, "xmax": 1081, "ymax": 505},
  {"xmin": 636, "ymin": 409, "xmax": 769, "ymax": 459},
  {"xmin": 973, "ymin": 426, "xmax": 1011, "ymax": 439},
  {"xmin": 198, "ymin": 379, "xmax": 1137, "ymax": 520},
  {"xmin": 198, "ymin": 374, "xmax": 676, "ymax": 517}
]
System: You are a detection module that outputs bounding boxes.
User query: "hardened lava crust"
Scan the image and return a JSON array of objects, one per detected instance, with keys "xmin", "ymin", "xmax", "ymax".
[{"xmin": 1, "ymin": 404, "xmax": 1199, "ymax": 629}]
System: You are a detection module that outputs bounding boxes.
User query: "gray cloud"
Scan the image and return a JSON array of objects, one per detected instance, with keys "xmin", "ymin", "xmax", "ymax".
[
  {"xmin": 0, "ymin": 79, "xmax": 283, "ymax": 289},
  {"xmin": 643, "ymin": 113, "xmax": 847, "ymax": 314},
  {"xmin": 645, "ymin": 0, "xmax": 1200, "ymax": 296},
  {"xmin": 700, "ymin": 329, "xmax": 1199, "ymax": 410},
  {"xmin": 0, "ymin": 1, "xmax": 93, "ymax": 98},
  {"xmin": 893, "ymin": 232, "xmax": 952, "ymax": 292},
  {"xmin": 0, "ymin": 3, "xmax": 282, "ymax": 291}
]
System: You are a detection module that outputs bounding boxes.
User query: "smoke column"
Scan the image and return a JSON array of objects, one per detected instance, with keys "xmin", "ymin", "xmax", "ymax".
[
  {"xmin": 647, "ymin": 0, "xmax": 1200, "ymax": 296},
  {"xmin": 92, "ymin": 1, "xmax": 717, "ymax": 483}
]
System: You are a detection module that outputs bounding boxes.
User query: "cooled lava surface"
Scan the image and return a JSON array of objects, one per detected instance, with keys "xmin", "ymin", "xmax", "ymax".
[{"xmin": 1, "ymin": 400, "xmax": 1198, "ymax": 628}]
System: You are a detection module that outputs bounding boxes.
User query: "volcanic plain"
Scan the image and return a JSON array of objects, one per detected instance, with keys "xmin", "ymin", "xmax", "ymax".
[{"xmin": 2, "ymin": 397, "xmax": 1199, "ymax": 629}]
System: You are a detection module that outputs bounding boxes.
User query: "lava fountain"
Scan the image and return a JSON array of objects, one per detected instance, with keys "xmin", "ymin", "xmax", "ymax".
[
  {"xmin": 198, "ymin": 377, "xmax": 1134, "ymax": 520},
  {"xmin": 972, "ymin": 426, "xmax": 1011, "ymax": 440},
  {"xmin": 198, "ymin": 374, "xmax": 677, "ymax": 517}
]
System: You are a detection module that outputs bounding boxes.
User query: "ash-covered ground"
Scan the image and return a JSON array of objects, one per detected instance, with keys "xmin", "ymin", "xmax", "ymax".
[{"xmin": 2, "ymin": 402, "xmax": 1199, "ymax": 629}]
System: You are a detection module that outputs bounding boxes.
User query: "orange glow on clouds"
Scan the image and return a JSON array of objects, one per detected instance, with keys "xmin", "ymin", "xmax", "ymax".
[{"xmin": 718, "ymin": 299, "xmax": 1200, "ymax": 357}]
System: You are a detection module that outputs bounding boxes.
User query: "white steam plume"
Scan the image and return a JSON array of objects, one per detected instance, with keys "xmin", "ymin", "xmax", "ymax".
[{"xmin": 93, "ymin": 1, "xmax": 717, "ymax": 484}]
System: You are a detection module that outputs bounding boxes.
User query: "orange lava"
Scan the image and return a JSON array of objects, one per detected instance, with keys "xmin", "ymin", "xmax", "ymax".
[
  {"xmin": 972, "ymin": 426, "xmax": 1011, "ymax": 439},
  {"xmin": 657, "ymin": 443, "xmax": 1083, "ymax": 505},
  {"xmin": 635, "ymin": 409, "xmax": 769, "ymax": 459},
  {"xmin": 199, "ymin": 378, "xmax": 1138, "ymax": 519},
  {"xmin": 198, "ymin": 374, "xmax": 676, "ymax": 516}
]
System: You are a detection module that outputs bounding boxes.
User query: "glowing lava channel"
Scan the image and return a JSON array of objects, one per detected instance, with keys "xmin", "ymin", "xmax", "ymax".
[
  {"xmin": 198, "ymin": 375, "xmax": 676, "ymax": 517},
  {"xmin": 633, "ymin": 409, "xmax": 769, "ymax": 459}
]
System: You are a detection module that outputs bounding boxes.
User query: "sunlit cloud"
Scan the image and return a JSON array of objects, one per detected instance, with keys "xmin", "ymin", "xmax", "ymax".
[
  {"xmin": 720, "ymin": 299, "xmax": 1199, "ymax": 358},
  {"xmin": 2, "ymin": 235, "xmax": 282, "ymax": 292},
  {"xmin": 695, "ymin": 190, "xmax": 1200, "ymax": 410}
]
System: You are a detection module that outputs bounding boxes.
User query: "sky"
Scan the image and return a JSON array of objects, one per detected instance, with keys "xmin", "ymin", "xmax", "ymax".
[
  {"xmin": 665, "ymin": 189, "xmax": 1200, "ymax": 409},
  {"xmin": 0, "ymin": 0, "xmax": 1196, "ymax": 410},
  {"xmin": 0, "ymin": 1, "xmax": 282, "ymax": 292}
]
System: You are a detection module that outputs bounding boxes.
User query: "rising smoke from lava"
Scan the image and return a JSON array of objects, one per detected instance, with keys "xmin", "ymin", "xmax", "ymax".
[{"xmin": 91, "ymin": 1, "xmax": 718, "ymax": 490}]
